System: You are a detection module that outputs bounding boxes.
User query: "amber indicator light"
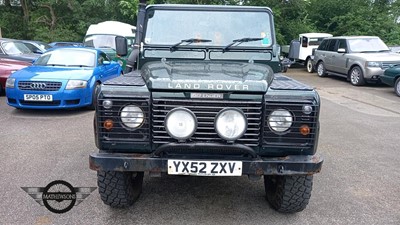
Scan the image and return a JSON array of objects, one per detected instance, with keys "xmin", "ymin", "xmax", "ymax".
[
  {"xmin": 104, "ymin": 119, "xmax": 114, "ymax": 130},
  {"xmin": 299, "ymin": 125, "xmax": 310, "ymax": 136}
]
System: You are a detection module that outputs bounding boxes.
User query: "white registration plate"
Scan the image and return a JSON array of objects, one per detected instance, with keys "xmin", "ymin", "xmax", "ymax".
[
  {"xmin": 168, "ymin": 160, "xmax": 242, "ymax": 176},
  {"xmin": 23, "ymin": 94, "xmax": 53, "ymax": 102}
]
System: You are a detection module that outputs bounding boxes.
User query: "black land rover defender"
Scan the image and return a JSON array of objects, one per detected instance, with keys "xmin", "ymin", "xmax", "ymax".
[{"xmin": 89, "ymin": 2, "xmax": 323, "ymax": 213}]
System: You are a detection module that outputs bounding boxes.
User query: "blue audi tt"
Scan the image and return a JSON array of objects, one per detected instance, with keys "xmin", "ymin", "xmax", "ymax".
[{"xmin": 5, "ymin": 47, "xmax": 122, "ymax": 109}]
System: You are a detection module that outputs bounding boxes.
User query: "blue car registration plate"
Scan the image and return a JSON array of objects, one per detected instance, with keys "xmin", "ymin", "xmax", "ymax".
[{"xmin": 24, "ymin": 94, "xmax": 53, "ymax": 102}]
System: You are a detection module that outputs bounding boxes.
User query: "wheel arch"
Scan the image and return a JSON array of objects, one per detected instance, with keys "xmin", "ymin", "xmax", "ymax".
[
  {"xmin": 316, "ymin": 59, "xmax": 324, "ymax": 66},
  {"xmin": 347, "ymin": 63, "xmax": 365, "ymax": 78}
]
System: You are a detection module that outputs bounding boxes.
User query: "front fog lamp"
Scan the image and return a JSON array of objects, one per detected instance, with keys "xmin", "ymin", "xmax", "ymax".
[
  {"xmin": 268, "ymin": 109, "xmax": 293, "ymax": 133},
  {"xmin": 215, "ymin": 108, "xmax": 247, "ymax": 141},
  {"xmin": 120, "ymin": 105, "xmax": 144, "ymax": 129},
  {"xmin": 165, "ymin": 108, "xmax": 197, "ymax": 140}
]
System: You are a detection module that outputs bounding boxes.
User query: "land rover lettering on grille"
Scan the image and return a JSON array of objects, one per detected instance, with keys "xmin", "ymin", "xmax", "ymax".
[
  {"xmin": 167, "ymin": 82, "xmax": 249, "ymax": 90},
  {"xmin": 89, "ymin": 2, "xmax": 323, "ymax": 214}
]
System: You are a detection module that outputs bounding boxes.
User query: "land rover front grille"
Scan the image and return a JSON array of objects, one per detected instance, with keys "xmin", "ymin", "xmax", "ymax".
[
  {"xmin": 152, "ymin": 98, "xmax": 262, "ymax": 146},
  {"xmin": 382, "ymin": 62, "xmax": 400, "ymax": 70},
  {"xmin": 263, "ymin": 100, "xmax": 319, "ymax": 149},
  {"xmin": 97, "ymin": 97, "xmax": 151, "ymax": 144},
  {"xmin": 18, "ymin": 81, "xmax": 62, "ymax": 91}
]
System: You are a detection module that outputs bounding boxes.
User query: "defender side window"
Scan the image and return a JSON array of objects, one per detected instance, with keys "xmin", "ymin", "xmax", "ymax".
[{"xmin": 301, "ymin": 36, "xmax": 308, "ymax": 47}]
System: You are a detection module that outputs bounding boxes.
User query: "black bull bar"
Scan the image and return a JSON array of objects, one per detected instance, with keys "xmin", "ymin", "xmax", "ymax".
[{"xmin": 89, "ymin": 143, "xmax": 323, "ymax": 176}]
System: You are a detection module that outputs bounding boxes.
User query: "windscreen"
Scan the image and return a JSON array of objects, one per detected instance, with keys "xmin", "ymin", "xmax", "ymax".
[
  {"xmin": 2, "ymin": 41, "xmax": 32, "ymax": 54},
  {"xmin": 84, "ymin": 35, "xmax": 117, "ymax": 49},
  {"xmin": 34, "ymin": 49, "xmax": 95, "ymax": 67},
  {"xmin": 144, "ymin": 8, "xmax": 273, "ymax": 47},
  {"xmin": 84, "ymin": 35, "xmax": 135, "ymax": 49},
  {"xmin": 348, "ymin": 38, "xmax": 390, "ymax": 52},
  {"xmin": 308, "ymin": 38, "xmax": 327, "ymax": 46}
]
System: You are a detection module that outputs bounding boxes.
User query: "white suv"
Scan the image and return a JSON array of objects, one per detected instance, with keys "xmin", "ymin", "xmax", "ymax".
[{"xmin": 313, "ymin": 36, "xmax": 400, "ymax": 86}]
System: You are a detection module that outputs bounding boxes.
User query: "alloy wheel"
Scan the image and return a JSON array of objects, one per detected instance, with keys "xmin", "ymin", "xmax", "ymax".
[{"xmin": 351, "ymin": 70, "xmax": 360, "ymax": 85}]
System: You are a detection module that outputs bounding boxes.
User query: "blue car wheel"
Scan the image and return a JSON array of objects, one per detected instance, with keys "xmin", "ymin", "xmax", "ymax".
[{"xmin": 89, "ymin": 82, "xmax": 100, "ymax": 109}]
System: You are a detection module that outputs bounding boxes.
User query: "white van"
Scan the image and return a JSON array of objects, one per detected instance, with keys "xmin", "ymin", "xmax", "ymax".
[
  {"xmin": 286, "ymin": 33, "xmax": 332, "ymax": 72},
  {"xmin": 84, "ymin": 21, "xmax": 136, "ymax": 49},
  {"xmin": 83, "ymin": 21, "xmax": 136, "ymax": 72}
]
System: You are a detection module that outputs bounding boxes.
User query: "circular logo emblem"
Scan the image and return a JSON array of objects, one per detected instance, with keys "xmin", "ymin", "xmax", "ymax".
[{"xmin": 42, "ymin": 180, "xmax": 76, "ymax": 214}]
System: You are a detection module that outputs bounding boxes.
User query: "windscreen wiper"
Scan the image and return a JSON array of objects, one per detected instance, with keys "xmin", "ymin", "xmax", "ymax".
[
  {"xmin": 359, "ymin": 51, "xmax": 379, "ymax": 53},
  {"xmin": 222, "ymin": 37, "xmax": 263, "ymax": 53},
  {"xmin": 48, "ymin": 64, "xmax": 67, "ymax": 67},
  {"xmin": 170, "ymin": 38, "xmax": 212, "ymax": 52},
  {"xmin": 67, "ymin": 64, "xmax": 91, "ymax": 67}
]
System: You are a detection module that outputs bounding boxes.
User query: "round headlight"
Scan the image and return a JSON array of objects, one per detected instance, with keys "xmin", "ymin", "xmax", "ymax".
[
  {"xmin": 268, "ymin": 109, "xmax": 293, "ymax": 133},
  {"xmin": 120, "ymin": 105, "xmax": 144, "ymax": 129},
  {"xmin": 165, "ymin": 108, "xmax": 197, "ymax": 140},
  {"xmin": 215, "ymin": 108, "xmax": 247, "ymax": 141}
]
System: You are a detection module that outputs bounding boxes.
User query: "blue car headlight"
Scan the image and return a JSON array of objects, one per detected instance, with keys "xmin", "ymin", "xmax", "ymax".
[
  {"xmin": 66, "ymin": 80, "xmax": 88, "ymax": 89},
  {"xmin": 6, "ymin": 78, "xmax": 16, "ymax": 88}
]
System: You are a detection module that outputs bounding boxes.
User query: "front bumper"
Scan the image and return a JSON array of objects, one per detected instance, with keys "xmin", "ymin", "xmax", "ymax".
[
  {"xmin": 6, "ymin": 87, "xmax": 92, "ymax": 109},
  {"xmin": 364, "ymin": 67, "xmax": 385, "ymax": 80},
  {"xmin": 89, "ymin": 152, "xmax": 323, "ymax": 176}
]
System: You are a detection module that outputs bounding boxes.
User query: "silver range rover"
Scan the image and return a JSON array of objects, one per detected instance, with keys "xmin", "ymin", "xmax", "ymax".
[{"xmin": 313, "ymin": 36, "xmax": 400, "ymax": 86}]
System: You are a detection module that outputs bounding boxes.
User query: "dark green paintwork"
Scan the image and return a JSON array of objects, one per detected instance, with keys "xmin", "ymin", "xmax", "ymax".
[
  {"xmin": 140, "ymin": 61, "xmax": 273, "ymax": 92},
  {"xmin": 381, "ymin": 65, "xmax": 400, "ymax": 86},
  {"xmin": 96, "ymin": 4, "xmax": 321, "ymax": 158}
]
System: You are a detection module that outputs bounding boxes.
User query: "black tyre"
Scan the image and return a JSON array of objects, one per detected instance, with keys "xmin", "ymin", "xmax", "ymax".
[
  {"xmin": 282, "ymin": 66, "xmax": 288, "ymax": 73},
  {"xmin": 264, "ymin": 175, "xmax": 313, "ymax": 213},
  {"xmin": 306, "ymin": 58, "xmax": 314, "ymax": 73},
  {"xmin": 316, "ymin": 62, "xmax": 326, "ymax": 77},
  {"xmin": 395, "ymin": 77, "xmax": 400, "ymax": 97},
  {"xmin": 349, "ymin": 66, "xmax": 365, "ymax": 86},
  {"xmin": 0, "ymin": 85, "xmax": 3, "ymax": 95},
  {"xmin": 97, "ymin": 171, "xmax": 144, "ymax": 208},
  {"xmin": 88, "ymin": 82, "xmax": 100, "ymax": 110}
]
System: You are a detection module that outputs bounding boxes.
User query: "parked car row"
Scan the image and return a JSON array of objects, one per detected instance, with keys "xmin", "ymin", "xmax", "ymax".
[
  {"xmin": 0, "ymin": 58, "xmax": 30, "ymax": 94},
  {"xmin": 0, "ymin": 38, "xmax": 41, "ymax": 62},
  {"xmin": 4, "ymin": 47, "xmax": 122, "ymax": 109},
  {"xmin": 0, "ymin": 38, "xmax": 123, "ymax": 110},
  {"xmin": 311, "ymin": 36, "xmax": 400, "ymax": 97}
]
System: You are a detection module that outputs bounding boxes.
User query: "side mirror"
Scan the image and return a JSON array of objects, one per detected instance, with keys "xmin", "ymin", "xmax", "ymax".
[
  {"xmin": 102, "ymin": 61, "xmax": 111, "ymax": 65},
  {"xmin": 337, "ymin": 48, "xmax": 346, "ymax": 53},
  {"xmin": 115, "ymin": 36, "xmax": 128, "ymax": 57}
]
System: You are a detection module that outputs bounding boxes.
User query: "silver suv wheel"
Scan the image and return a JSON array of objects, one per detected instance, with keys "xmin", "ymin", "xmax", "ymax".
[
  {"xmin": 349, "ymin": 66, "xmax": 365, "ymax": 86},
  {"xmin": 317, "ymin": 62, "xmax": 326, "ymax": 77}
]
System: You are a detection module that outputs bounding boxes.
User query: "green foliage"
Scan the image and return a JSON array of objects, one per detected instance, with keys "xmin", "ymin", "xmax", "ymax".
[
  {"xmin": 0, "ymin": 7, "xmax": 25, "ymax": 39},
  {"xmin": 1, "ymin": 0, "xmax": 400, "ymax": 46}
]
